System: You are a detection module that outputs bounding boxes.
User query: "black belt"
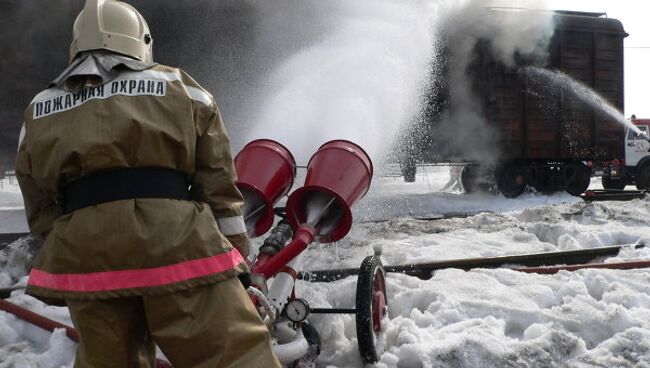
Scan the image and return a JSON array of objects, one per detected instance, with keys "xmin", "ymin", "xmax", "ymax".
[{"xmin": 62, "ymin": 167, "xmax": 190, "ymax": 214}]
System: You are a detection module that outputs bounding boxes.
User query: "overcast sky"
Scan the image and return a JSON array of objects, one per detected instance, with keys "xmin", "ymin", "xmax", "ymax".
[{"xmin": 499, "ymin": 1, "xmax": 650, "ymax": 118}]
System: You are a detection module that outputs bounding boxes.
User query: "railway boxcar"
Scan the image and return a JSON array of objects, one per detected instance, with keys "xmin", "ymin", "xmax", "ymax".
[{"xmin": 408, "ymin": 10, "xmax": 628, "ymax": 197}]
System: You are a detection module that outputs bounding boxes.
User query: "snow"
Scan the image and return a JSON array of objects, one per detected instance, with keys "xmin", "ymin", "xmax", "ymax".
[
  {"xmin": 355, "ymin": 166, "xmax": 584, "ymax": 222},
  {"xmin": 0, "ymin": 277, "xmax": 76, "ymax": 368},
  {"xmin": 2, "ymin": 169, "xmax": 650, "ymax": 367},
  {"xmin": 0, "ymin": 177, "xmax": 24, "ymax": 210}
]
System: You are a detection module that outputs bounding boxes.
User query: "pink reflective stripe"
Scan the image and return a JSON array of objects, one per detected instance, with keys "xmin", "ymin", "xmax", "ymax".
[{"xmin": 28, "ymin": 250, "xmax": 244, "ymax": 292}]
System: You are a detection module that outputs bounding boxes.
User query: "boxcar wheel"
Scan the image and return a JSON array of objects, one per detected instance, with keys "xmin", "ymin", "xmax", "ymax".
[
  {"xmin": 566, "ymin": 163, "xmax": 591, "ymax": 196},
  {"xmin": 495, "ymin": 165, "xmax": 526, "ymax": 198},
  {"xmin": 356, "ymin": 255, "xmax": 387, "ymax": 364},
  {"xmin": 460, "ymin": 166, "xmax": 478, "ymax": 193}
]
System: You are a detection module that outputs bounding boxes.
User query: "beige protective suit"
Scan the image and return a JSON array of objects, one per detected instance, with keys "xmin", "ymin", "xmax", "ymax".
[{"xmin": 16, "ymin": 53, "xmax": 280, "ymax": 368}]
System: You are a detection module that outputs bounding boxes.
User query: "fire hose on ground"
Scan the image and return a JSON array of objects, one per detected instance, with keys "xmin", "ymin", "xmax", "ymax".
[{"xmin": 0, "ymin": 298, "xmax": 173, "ymax": 368}]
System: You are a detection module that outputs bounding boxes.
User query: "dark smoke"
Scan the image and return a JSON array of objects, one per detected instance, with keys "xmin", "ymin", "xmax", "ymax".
[
  {"xmin": 0, "ymin": 0, "xmax": 332, "ymax": 171},
  {"xmin": 0, "ymin": 0, "xmax": 79, "ymax": 171}
]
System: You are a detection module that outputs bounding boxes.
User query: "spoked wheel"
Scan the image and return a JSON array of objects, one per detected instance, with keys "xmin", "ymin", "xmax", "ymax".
[{"xmin": 356, "ymin": 255, "xmax": 388, "ymax": 364}]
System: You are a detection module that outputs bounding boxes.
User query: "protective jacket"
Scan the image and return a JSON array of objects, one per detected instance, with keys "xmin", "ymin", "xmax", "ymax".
[{"xmin": 16, "ymin": 55, "xmax": 250, "ymax": 301}]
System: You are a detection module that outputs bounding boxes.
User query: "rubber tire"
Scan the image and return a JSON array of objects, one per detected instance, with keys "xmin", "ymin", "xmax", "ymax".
[
  {"xmin": 356, "ymin": 255, "xmax": 387, "ymax": 364},
  {"xmin": 460, "ymin": 166, "xmax": 478, "ymax": 193},
  {"xmin": 636, "ymin": 164, "xmax": 650, "ymax": 190},
  {"xmin": 495, "ymin": 165, "xmax": 526, "ymax": 198},
  {"xmin": 301, "ymin": 323, "xmax": 321, "ymax": 355},
  {"xmin": 602, "ymin": 176, "xmax": 626, "ymax": 190},
  {"xmin": 566, "ymin": 163, "xmax": 591, "ymax": 196}
]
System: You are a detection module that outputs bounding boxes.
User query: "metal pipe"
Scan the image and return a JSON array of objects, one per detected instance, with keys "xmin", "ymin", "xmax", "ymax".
[
  {"xmin": 272, "ymin": 328, "xmax": 310, "ymax": 365},
  {"xmin": 299, "ymin": 243, "xmax": 645, "ymax": 282},
  {"xmin": 384, "ymin": 244, "xmax": 644, "ymax": 277},
  {"xmin": 309, "ymin": 308, "xmax": 356, "ymax": 314},
  {"xmin": 267, "ymin": 254, "xmax": 304, "ymax": 315},
  {"xmin": 582, "ymin": 189, "xmax": 647, "ymax": 202},
  {"xmin": 514, "ymin": 259, "xmax": 650, "ymax": 274},
  {"xmin": 257, "ymin": 225, "xmax": 317, "ymax": 278}
]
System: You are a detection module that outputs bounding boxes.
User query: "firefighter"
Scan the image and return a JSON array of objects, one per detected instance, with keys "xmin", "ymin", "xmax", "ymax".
[{"xmin": 15, "ymin": 0, "xmax": 281, "ymax": 367}]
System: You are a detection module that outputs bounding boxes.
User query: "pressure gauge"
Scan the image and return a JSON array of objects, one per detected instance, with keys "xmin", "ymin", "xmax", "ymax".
[{"xmin": 284, "ymin": 298, "xmax": 310, "ymax": 323}]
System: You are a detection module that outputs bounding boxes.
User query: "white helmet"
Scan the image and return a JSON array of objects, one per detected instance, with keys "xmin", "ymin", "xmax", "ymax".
[{"xmin": 70, "ymin": 0, "xmax": 153, "ymax": 63}]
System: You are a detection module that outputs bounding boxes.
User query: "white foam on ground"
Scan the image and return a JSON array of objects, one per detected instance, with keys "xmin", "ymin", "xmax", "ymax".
[{"xmin": 293, "ymin": 177, "xmax": 650, "ymax": 368}]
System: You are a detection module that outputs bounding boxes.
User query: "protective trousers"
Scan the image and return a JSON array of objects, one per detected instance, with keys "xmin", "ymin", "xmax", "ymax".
[{"xmin": 66, "ymin": 277, "xmax": 282, "ymax": 368}]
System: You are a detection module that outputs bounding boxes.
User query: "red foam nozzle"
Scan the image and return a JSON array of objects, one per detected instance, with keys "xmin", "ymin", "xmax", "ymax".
[
  {"xmin": 235, "ymin": 139, "xmax": 296, "ymax": 237},
  {"xmin": 286, "ymin": 140, "xmax": 373, "ymax": 243}
]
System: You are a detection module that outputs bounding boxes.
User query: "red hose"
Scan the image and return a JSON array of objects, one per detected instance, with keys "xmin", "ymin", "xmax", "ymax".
[
  {"xmin": 0, "ymin": 299, "xmax": 172, "ymax": 368},
  {"xmin": 515, "ymin": 259, "xmax": 650, "ymax": 274},
  {"xmin": 0, "ymin": 299, "xmax": 79, "ymax": 342}
]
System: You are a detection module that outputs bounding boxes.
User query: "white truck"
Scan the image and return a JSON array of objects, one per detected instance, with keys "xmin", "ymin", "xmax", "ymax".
[{"xmin": 602, "ymin": 119, "xmax": 650, "ymax": 190}]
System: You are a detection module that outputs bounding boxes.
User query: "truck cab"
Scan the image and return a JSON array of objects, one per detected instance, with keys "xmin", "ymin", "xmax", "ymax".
[{"xmin": 603, "ymin": 119, "xmax": 650, "ymax": 190}]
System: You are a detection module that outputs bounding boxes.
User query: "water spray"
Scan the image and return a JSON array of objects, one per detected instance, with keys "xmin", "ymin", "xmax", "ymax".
[{"xmin": 520, "ymin": 66, "xmax": 650, "ymax": 144}]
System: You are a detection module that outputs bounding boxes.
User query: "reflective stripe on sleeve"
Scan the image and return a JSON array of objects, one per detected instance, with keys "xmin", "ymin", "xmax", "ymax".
[
  {"xmin": 185, "ymin": 86, "xmax": 213, "ymax": 106},
  {"xmin": 27, "ymin": 249, "xmax": 244, "ymax": 292},
  {"xmin": 217, "ymin": 216, "xmax": 247, "ymax": 236},
  {"xmin": 17, "ymin": 123, "xmax": 25, "ymax": 151}
]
